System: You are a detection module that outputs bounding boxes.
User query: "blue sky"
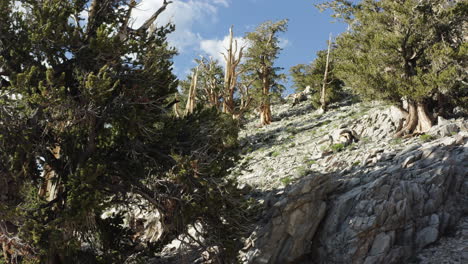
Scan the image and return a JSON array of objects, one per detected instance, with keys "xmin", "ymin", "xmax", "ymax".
[{"xmin": 133, "ymin": 0, "xmax": 348, "ymax": 94}]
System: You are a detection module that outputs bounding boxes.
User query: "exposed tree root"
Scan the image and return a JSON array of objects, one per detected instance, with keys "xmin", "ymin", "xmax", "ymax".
[{"xmin": 395, "ymin": 101, "xmax": 434, "ymax": 138}]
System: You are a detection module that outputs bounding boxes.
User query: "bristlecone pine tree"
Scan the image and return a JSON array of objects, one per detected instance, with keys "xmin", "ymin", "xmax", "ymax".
[
  {"xmin": 319, "ymin": 33, "xmax": 333, "ymax": 113},
  {"xmin": 181, "ymin": 26, "xmax": 254, "ymax": 121},
  {"xmin": 0, "ymin": 1, "xmax": 249, "ymax": 263},
  {"xmin": 222, "ymin": 26, "xmax": 249, "ymax": 118},
  {"xmin": 322, "ymin": 0, "xmax": 467, "ymax": 137},
  {"xmin": 243, "ymin": 20, "xmax": 288, "ymax": 126},
  {"xmin": 290, "ymin": 49, "xmax": 345, "ymax": 110},
  {"xmin": 179, "ymin": 56, "xmax": 224, "ymax": 113}
]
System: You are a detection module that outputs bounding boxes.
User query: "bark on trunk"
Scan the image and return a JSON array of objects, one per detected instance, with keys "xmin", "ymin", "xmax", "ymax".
[
  {"xmin": 395, "ymin": 101, "xmax": 433, "ymax": 137},
  {"xmin": 222, "ymin": 26, "xmax": 244, "ymax": 117},
  {"xmin": 260, "ymin": 102, "xmax": 272, "ymax": 126},
  {"xmin": 260, "ymin": 73, "xmax": 272, "ymax": 126},
  {"xmin": 185, "ymin": 67, "xmax": 199, "ymax": 116},
  {"xmin": 416, "ymin": 102, "xmax": 433, "ymax": 132},
  {"xmin": 320, "ymin": 33, "xmax": 332, "ymax": 113}
]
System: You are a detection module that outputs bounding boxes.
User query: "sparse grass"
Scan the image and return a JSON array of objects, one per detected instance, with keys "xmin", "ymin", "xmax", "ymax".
[
  {"xmin": 289, "ymin": 142, "xmax": 296, "ymax": 147},
  {"xmin": 296, "ymin": 166, "xmax": 309, "ymax": 177},
  {"xmin": 320, "ymin": 120, "xmax": 332, "ymax": 126},
  {"xmin": 280, "ymin": 176, "xmax": 293, "ymax": 186},
  {"xmin": 271, "ymin": 150, "xmax": 281, "ymax": 157},
  {"xmin": 390, "ymin": 137, "xmax": 403, "ymax": 145},
  {"xmin": 330, "ymin": 143, "xmax": 345, "ymax": 153},
  {"xmin": 451, "ymin": 131, "xmax": 458, "ymax": 136},
  {"xmin": 241, "ymin": 146, "xmax": 253, "ymax": 155},
  {"xmin": 347, "ymin": 142, "xmax": 357, "ymax": 150},
  {"xmin": 360, "ymin": 137, "xmax": 372, "ymax": 145},
  {"xmin": 286, "ymin": 126, "xmax": 299, "ymax": 135},
  {"xmin": 350, "ymin": 110, "xmax": 368, "ymax": 120},
  {"xmin": 306, "ymin": 159, "xmax": 317, "ymax": 166},
  {"xmin": 419, "ymin": 134, "xmax": 435, "ymax": 142},
  {"xmin": 257, "ymin": 147, "xmax": 266, "ymax": 153},
  {"xmin": 352, "ymin": 161, "xmax": 360, "ymax": 166}
]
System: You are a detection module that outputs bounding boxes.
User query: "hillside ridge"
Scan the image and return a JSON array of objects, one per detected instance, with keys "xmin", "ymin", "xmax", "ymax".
[{"xmin": 234, "ymin": 99, "xmax": 468, "ymax": 264}]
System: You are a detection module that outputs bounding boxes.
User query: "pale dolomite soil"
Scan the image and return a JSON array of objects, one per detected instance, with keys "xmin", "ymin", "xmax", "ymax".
[{"xmin": 232, "ymin": 99, "xmax": 468, "ymax": 264}]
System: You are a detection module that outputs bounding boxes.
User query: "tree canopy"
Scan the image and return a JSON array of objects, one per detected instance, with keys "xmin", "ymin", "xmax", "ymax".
[
  {"xmin": 290, "ymin": 48, "xmax": 345, "ymax": 109},
  {"xmin": 322, "ymin": 0, "xmax": 467, "ymax": 135},
  {"xmin": 242, "ymin": 19, "xmax": 288, "ymax": 126},
  {"xmin": 0, "ymin": 1, "xmax": 248, "ymax": 263}
]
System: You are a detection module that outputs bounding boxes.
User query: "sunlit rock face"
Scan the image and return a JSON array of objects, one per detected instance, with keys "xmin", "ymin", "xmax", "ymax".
[{"xmin": 234, "ymin": 99, "xmax": 468, "ymax": 264}]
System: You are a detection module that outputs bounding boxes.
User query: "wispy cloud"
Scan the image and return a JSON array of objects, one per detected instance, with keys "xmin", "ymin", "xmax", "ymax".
[
  {"xmin": 131, "ymin": 0, "xmax": 229, "ymax": 52},
  {"xmin": 279, "ymin": 37, "xmax": 291, "ymax": 49},
  {"xmin": 200, "ymin": 32, "xmax": 248, "ymax": 66}
]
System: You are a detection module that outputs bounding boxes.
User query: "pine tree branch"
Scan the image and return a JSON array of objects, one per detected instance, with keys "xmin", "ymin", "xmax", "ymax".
[{"xmin": 137, "ymin": 0, "xmax": 172, "ymax": 34}]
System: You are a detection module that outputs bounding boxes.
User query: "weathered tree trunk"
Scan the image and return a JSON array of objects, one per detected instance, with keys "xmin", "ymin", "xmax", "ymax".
[
  {"xmin": 320, "ymin": 33, "xmax": 332, "ymax": 113},
  {"xmin": 173, "ymin": 94, "xmax": 181, "ymax": 118},
  {"xmin": 185, "ymin": 66, "xmax": 199, "ymax": 116},
  {"xmin": 416, "ymin": 102, "xmax": 434, "ymax": 132},
  {"xmin": 260, "ymin": 75, "xmax": 272, "ymax": 126},
  {"xmin": 222, "ymin": 26, "xmax": 244, "ymax": 117},
  {"xmin": 38, "ymin": 145, "xmax": 61, "ymax": 202},
  {"xmin": 395, "ymin": 101, "xmax": 433, "ymax": 137},
  {"xmin": 260, "ymin": 102, "xmax": 272, "ymax": 126}
]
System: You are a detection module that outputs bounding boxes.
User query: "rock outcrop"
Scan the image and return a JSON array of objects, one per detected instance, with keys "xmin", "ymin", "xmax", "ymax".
[{"xmin": 235, "ymin": 101, "xmax": 468, "ymax": 264}]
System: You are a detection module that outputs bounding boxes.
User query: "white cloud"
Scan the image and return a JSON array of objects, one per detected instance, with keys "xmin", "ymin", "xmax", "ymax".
[
  {"xmin": 131, "ymin": 0, "xmax": 229, "ymax": 52},
  {"xmin": 279, "ymin": 37, "xmax": 291, "ymax": 49},
  {"xmin": 200, "ymin": 35, "xmax": 290, "ymax": 67},
  {"xmin": 200, "ymin": 33, "xmax": 248, "ymax": 66}
]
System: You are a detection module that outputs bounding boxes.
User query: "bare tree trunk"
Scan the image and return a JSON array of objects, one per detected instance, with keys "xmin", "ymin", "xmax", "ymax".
[
  {"xmin": 38, "ymin": 145, "xmax": 61, "ymax": 202},
  {"xmin": 260, "ymin": 102, "xmax": 272, "ymax": 126},
  {"xmin": 173, "ymin": 94, "xmax": 181, "ymax": 118},
  {"xmin": 222, "ymin": 26, "xmax": 244, "ymax": 116},
  {"xmin": 395, "ymin": 101, "xmax": 433, "ymax": 137},
  {"xmin": 185, "ymin": 66, "xmax": 199, "ymax": 116},
  {"xmin": 416, "ymin": 102, "xmax": 433, "ymax": 132},
  {"xmin": 260, "ymin": 75, "xmax": 272, "ymax": 126},
  {"xmin": 320, "ymin": 33, "xmax": 332, "ymax": 113}
]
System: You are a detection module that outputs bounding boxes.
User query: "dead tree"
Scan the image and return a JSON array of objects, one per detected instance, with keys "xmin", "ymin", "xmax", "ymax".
[
  {"xmin": 319, "ymin": 33, "xmax": 332, "ymax": 113},
  {"xmin": 234, "ymin": 78, "xmax": 255, "ymax": 119},
  {"xmin": 198, "ymin": 57, "xmax": 223, "ymax": 109},
  {"xmin": 222, "ymin": 26, "xmax": 245, "ymax": 115},
  {"xmin": 185, "ymin": 66, "xmax": 199, "ymax": 116}
]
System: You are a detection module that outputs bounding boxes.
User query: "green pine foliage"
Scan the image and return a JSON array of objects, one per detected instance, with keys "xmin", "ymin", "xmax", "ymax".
[
  {"xmin": 290, "ymin": 49, "xmax": 346, "ymax": 108},
  {"xmin": 0, "ymin": 1, "xmax": 249, "ymax": 262},
  {"xmin": 241, "ymin": 20, "xmax": 288, "ymax": 124},
  {"xmin": 322, "ymin": 0, "xmax": 467, "ymax": 111},
  {"xmin": 179, "ymin": 57, "xmax": 225, "ymax": 111}
]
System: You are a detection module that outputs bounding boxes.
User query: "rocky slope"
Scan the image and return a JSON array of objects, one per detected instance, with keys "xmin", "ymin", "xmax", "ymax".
[{"xmin": 232, "ymin": 100, "xmax": 468, "ymax": 264}]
